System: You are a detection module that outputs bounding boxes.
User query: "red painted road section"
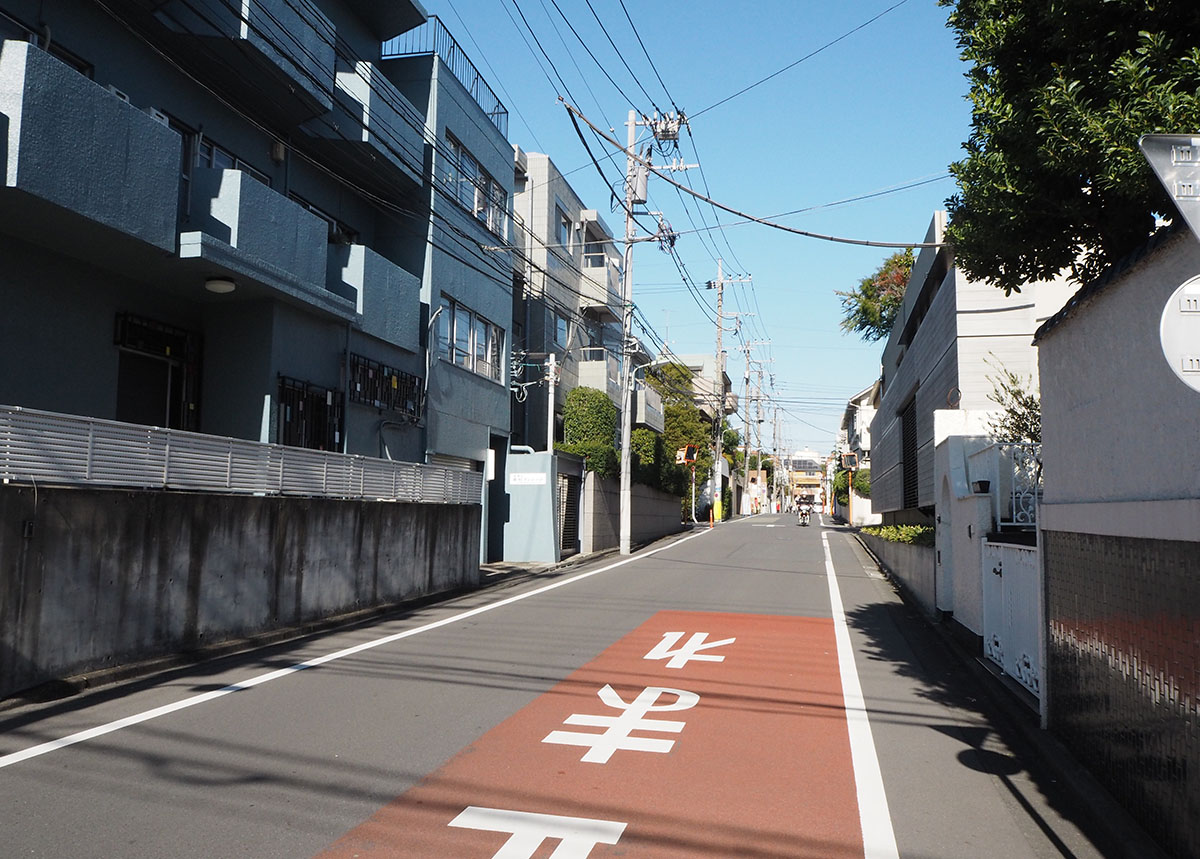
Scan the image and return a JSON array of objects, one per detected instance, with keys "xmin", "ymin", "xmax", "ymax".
[{"xmin": 318, "ymin": 611, "xmax": 863, "ymax": 858}]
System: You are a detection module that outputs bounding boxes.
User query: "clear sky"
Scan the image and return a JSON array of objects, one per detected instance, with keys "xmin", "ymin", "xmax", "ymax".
[{"xmin": 419, "ymin": 0, "xmax": 973, "ymax": 454}]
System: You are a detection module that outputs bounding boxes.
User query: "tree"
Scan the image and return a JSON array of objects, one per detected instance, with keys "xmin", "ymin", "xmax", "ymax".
[
  {"xmin": 940, "ymin": 1, "xmax": 1200, "ymax": 294},
  {"xmin": 985, "ymin": 362, "xmax": 1040, "ymax": 445},
  {"xmin": 837, "ymin": 249, "xmax": 914, "ymax": 341}
]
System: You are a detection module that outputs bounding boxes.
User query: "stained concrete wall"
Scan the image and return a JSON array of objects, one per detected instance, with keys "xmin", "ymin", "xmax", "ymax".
[
  {"xmin": 0, "ymin": 484, "xmax": 480, "ymax": 699},
  {"xmin": 580, "ymin": 474, "xmax": 685, "ymax": 554},
  {"xmin": 858, "ymin": 533, "xmax": 937, "ymax": 619}
]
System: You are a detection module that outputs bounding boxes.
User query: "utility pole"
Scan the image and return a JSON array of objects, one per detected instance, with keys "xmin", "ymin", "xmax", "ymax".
[
  {"xmin": 617, "ymin": 110, "xmax": 639, "ymax": 556},
  {"xmin": 706, "ymin": 260, "xmax": 751, "ymax": 522},
  {"xmin": 618, "ymin": 109, "xmax": 689, "ymax": 554},
  {"xmin": 545, "ymin": 352, "xmax": 557, "ymax": 453}
]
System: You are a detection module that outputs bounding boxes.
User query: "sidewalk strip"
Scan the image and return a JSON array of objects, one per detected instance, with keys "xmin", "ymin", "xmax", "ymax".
[
  {"xmin": 0, "ymin": 530, "xmax": 711, "ymax": 770},
  {"xmin": 822, "ymin": 531, "xmax": 900, "ymax": 859}
]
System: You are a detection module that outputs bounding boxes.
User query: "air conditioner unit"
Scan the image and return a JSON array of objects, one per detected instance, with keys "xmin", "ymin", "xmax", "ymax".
[
  {"xmin": 106, "ymin": 84, "xmax": 130, "ymax": 103},
  {"xmin": 146, "ymin": 107, "xmax": 169, "ymax": 126}
]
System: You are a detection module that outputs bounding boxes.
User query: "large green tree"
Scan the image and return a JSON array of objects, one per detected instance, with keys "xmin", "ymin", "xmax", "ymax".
[
  {"xmin": 837, "ymin": 249, "xmax": 914, "ymax": 341},
  {"xmin": 941, "ymin": 0, "xmax": 1200, "ymax": 294}
]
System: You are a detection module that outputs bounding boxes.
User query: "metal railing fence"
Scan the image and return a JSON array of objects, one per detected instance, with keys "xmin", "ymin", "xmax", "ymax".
[
  {"xmin": 382, "ymin": 16, "xmax": 508, "ymax": 136},
  {"xmin": 0, "ymin": 405, "xmax": 481, "ymax": 505}
]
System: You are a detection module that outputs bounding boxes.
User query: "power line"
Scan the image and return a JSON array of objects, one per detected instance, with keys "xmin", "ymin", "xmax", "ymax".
[
  {"xmin": 563, "ymin": 100, "xmax": 946, "ymax": 250},
  {"xmin": 691, "ymin": 0, "xmax": 913, "ymax": 119}
]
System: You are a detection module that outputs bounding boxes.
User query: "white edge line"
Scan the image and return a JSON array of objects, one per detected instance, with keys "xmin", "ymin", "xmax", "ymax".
[
  {"xmin": 0, "ymin": 529, "xmax": 711, "ymax": 770},
  {"xmin": 822, "ymin": 531, "xmax": 900, "ymax": 859}
]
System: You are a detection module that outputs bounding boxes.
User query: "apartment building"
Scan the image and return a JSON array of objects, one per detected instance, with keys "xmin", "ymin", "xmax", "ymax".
[{"xmin": 0, "ymin": 1, "xmax": 509, "ymax": 477}]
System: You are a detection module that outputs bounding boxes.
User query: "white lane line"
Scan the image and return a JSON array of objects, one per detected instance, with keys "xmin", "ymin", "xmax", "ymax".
[
  {"xmin": 0, "ymin": 530, "xmax": 711, "ymax": 770},
  {"xmin": 822, "ymin": 531, "xmax": 899, "ymax": 859}
]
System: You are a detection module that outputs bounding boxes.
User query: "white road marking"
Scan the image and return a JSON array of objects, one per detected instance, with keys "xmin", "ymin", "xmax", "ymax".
[
  {"xmin": 448, "ymin": 806, "xmax": 626, "ymax": 857},
  {"xmin": 0, "ymin": 530, "xmax": 711, "ymax": 770},
  {"xmin": 822, "ymin": 531, "xmax": 900, "ymax": 859}
]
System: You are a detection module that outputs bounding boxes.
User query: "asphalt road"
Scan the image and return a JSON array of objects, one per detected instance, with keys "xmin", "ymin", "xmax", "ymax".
[{"xmin": 0, "ymin": 514, "xmax": 1113, "ymax": 858}]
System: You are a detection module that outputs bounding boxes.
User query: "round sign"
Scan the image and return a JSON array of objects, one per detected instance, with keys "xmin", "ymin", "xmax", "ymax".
[{"xmin": 1160, "ymin": 274, "xmax": 1200, "ymax": 392}]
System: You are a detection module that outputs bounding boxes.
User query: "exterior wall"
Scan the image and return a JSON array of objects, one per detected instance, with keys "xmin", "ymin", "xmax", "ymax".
[
  {"xmin": 872, "ymin": 260, "xmax": 958, "ymax": 516},
  {"xmin": 388, "ymin": 53, "xmax": 512, "ymax": 464},
  {"xmin": 1036, "ymin": 230, "xmax": 1200, "ymax": 859},
  {"xmin": 580, "ymin": 473, "xmax": 684, "ymax": 554},
  {"xmin": 1043, "ymin": 531, "xmax": 1199, "ymax": 859},
  {"xmin": 857, "ymin": 533, "xmax": 937, "ymax": 618},
  {"xmin": 511, "ymin": 149, "xmax": 621, "ymax": 449},
  {"xmin": 0, "ymin": 484, "xmax": 481, "ymax": 700}
]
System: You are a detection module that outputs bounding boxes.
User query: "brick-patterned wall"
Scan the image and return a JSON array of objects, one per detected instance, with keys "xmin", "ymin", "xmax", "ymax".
[{"xmin": 1044, "ymin": 530, "xmax": 1200, "ymax": 859}]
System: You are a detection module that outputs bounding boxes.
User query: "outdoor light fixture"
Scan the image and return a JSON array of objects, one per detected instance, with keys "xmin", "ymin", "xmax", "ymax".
[
  {"xmin": 971, "ymin": 480, "xmax": 991, "ymax": 494},
  {"xmin": 204, "ymin": 277, "xmax": 236, "ymax": 294}
]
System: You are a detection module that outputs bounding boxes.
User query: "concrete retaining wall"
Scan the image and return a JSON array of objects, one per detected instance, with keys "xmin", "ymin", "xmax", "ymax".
[
  {"xmin": 0, "ymin": 484, "xmax": 480, "ymax": 699},
  {"xmin": 580, "ymin": 474, "xmax": 684, "ymax": 554},
  {"xmin": 857, "ymin": 533, "xmax": 937, "ymax": 618}
]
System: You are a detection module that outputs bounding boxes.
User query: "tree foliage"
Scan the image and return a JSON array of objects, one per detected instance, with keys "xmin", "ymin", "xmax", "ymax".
[
  {"xmin": 559, "ymin": 386, "xmax": 618, "ymax": 476},
  {"xmin": 985, "ymin": 362, "xmax": 1040, "ymax": 445},
  {"xmin": 940, "ymin": 0, "xmax": 1200, "ymax": 294},
  {"xmin": 837, "ymin": 249, "xmax": 914, "ymax": 342}
]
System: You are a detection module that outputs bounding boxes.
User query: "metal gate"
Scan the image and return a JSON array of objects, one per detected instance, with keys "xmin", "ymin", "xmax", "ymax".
[
  {"xmin": 557, "ymin": 472, "xmax": 580, "ymax": 558},
  {"xmin": 982, "ymin": 540, "xmax": 1041, "ymax": 699}
]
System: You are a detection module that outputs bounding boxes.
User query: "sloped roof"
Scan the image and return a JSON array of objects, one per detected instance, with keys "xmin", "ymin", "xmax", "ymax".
[{"xmin": 1033, "ymin": 225, "xmax": 1187, "ymax": 343}]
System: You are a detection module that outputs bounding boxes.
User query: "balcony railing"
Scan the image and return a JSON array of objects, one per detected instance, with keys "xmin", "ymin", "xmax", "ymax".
[
  {"xmin": 382, "ymin": 16, "xmax": 508, "ymax": 136},
  {"xmin": 0, "ymin": 405, "xmax": 481, "ymax": 505}
]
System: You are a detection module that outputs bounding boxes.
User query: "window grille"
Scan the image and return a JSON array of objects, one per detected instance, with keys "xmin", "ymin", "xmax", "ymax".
[{"xmin": 349, "ymin": 354, "xmax": 422, "ymax": 420}]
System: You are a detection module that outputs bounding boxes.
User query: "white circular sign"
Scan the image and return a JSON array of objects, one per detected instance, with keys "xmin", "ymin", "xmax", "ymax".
[{"xmin": 1161, "ymin": 274, "xmax": 1200, "ymax": 392}]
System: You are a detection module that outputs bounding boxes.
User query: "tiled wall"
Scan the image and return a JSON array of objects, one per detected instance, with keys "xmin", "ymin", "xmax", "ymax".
[{"xmin": 1044, "ymin": 530, "xmax": 1200, "ymax": 859}]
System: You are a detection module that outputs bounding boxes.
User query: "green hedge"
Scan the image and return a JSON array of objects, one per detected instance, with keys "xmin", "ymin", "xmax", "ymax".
[{"xmin": 860, "ymin": 524, "xmax": 934, "ymax": 547}]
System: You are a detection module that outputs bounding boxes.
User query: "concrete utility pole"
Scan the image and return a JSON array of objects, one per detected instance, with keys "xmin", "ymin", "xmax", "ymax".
[
  {"xmin": 618, "ymin": 110, "xmax": 639, "ymax": 556},
  {"xmin": 545, "ymin": 352, "xmax": 557, "ymax": 453},
  {"xmin": 706, "ymin": 260, "xmax": 751, "ymax": 522},
  {"xmin": 618, "ymin": 109, "xmax": 690, "ymax": 554}
]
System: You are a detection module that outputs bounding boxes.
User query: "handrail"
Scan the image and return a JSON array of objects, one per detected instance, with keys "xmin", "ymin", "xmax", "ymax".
[
  {"xmin": 382, "ymin": 17, "xmax": 508, "ymax": 136},
  {"xmin": 0, "ymin": 405, "xmax": 481, "ymax": 505}
]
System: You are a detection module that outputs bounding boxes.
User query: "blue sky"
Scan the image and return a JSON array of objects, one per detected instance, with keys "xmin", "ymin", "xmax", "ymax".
[{"xmin": 421, "ymin": 0, "xmax": 973, "ymax": 453}]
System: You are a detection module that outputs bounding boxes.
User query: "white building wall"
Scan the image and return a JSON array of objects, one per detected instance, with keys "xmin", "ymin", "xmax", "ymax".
[{"xmin": 1038, "ymin": 230, "xmax": 1200, "ymax": 541}]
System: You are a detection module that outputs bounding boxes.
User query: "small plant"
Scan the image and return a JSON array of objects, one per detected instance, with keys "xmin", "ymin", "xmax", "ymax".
[{"xmin": 861, "ymin": 524, "xmax": 935, "ymax": 546}]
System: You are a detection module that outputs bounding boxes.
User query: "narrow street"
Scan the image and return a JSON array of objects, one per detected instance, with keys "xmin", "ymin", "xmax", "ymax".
[{"xmin": 0, "ymin": 517, "xmax": 1110, "ymax": 858}]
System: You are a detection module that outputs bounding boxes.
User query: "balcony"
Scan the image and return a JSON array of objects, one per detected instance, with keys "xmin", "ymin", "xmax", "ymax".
[
  {"xmin": 302, "ymin": 60, "xmax": 424, "ymax": 196},
  {"xmin": 134, "ymin": 0, "xmax": 336, "ymax": 124},
  {"xmin": 577, "ymin": 346, "xmax": 622, "ymax": 407},
  {"xmin": 382, "ymin": 16, "xmax": 508, "ymax": 136},
  {"xmin": 0, "ymin": 40, "xmax": 180, "ymax": 252},
  {"xmin": 179, "ymin": 168, "xmax": 353, "ymax": 319},
  {"xmin": 329, "ymin": 244, "xmax": 421, "ymax": 352}
]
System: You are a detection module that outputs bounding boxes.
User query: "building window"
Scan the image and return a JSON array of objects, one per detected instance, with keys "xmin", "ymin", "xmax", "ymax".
[
  {"xmin": 348, "ymin": 354, "xmax": 422, "ymax": 420},
  {"xmin": 583, "ymin": 236, "xmax": 606, "ymax": 267},
  {"xmin": 445, "ymin": 133, "xmax": 507, "ymax": 236},
  {"xmin": 554, "ymin": 311, "xmax": 569, "ymax": 348},
  {"xmin": 113, "ymin": 313, "xmax": 201, "ymax": 432},
  {"xmin": 556, "ymin": 208, "xmax": 573, "ymax": 251},
  {"xmin": 197, "ymin": 137, "xmax": 270, "ymax": 186},
  {"xmin": 277, "ymin": 376, "xmax": 343, "ymax": 451},
  {"xmin": 437, "ymin": 296, "xmax": 503, "ymax": 382},
  {"xmin": 289, "ymin": 193, "xmax": 358, "ymax": 244}
]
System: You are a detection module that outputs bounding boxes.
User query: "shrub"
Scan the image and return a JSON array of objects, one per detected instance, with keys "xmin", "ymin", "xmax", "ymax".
[{"xmin": 861, "ymin": 525, "xmax": 935, "ymax": 547}]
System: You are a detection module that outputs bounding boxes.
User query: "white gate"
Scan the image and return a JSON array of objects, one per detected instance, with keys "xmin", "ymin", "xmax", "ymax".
[{"xmin": 982, "ymin": 541, "xmax": 1041, "ymax": 699}]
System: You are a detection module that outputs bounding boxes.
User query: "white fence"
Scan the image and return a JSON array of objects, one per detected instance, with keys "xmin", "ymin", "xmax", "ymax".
[{"xmin": 0, "ymin": 405, "xmax": 481, "ymax": 504}]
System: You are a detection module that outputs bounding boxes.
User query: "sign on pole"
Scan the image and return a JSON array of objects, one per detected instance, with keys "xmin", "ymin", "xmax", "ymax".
[{"xmin": 1139, "ymin": 134, "xmax": 1200, "ymax": 240}]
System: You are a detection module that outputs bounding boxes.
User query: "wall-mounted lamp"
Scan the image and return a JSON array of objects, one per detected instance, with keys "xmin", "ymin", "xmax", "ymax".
[
  {"xmin": 971, "ymin": 479, "xmax": 990, "ymax": 494},
  {"xmin": 204, "ymin": 277, "xmax": 236, "ymax": 294}
]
